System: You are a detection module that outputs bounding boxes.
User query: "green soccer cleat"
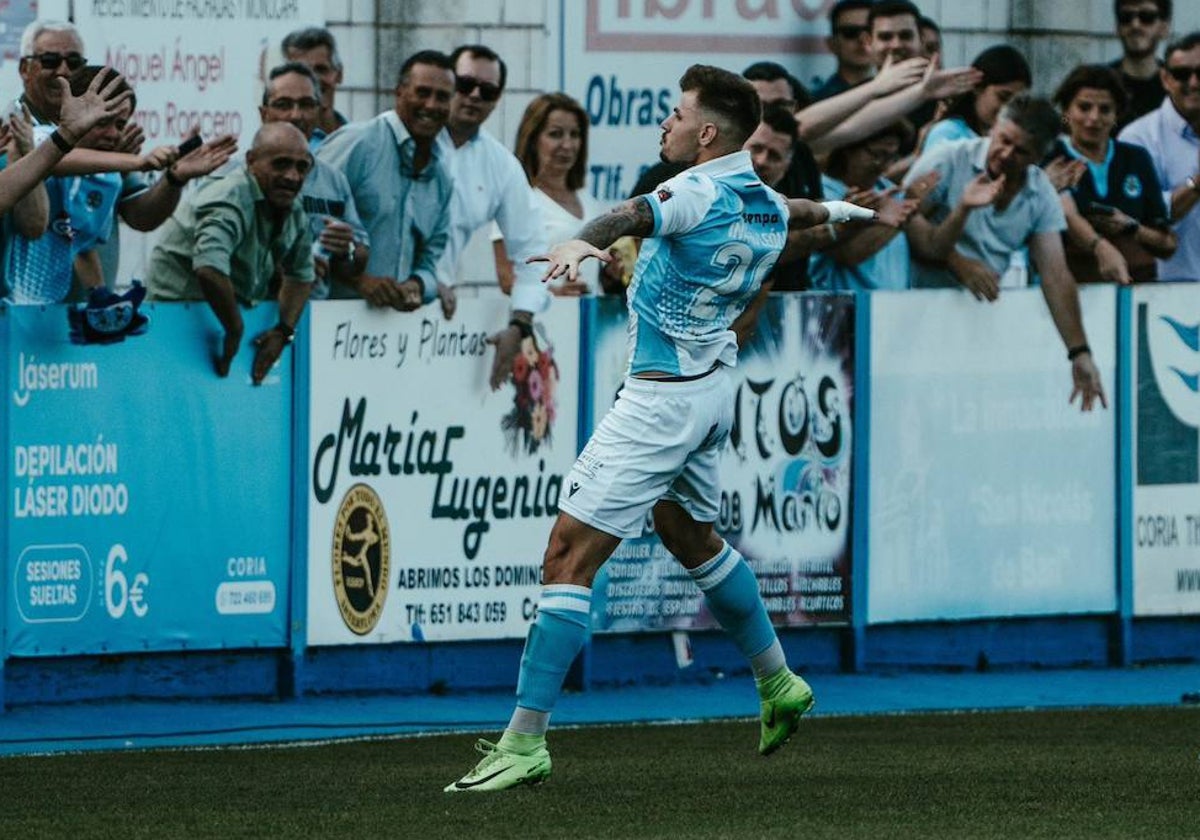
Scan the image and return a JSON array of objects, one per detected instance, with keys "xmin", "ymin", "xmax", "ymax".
[
  {"xmin": 444, "ymin": 737, "xmax": 552, "ymax": 793},
  {"xmin": 757, "ymin": 671, "xmax": 815, "ymax": 756}
]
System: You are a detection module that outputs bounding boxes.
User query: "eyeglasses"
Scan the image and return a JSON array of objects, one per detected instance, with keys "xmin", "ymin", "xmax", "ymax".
[
  {"xmin": 454, "ymin": 75, "xmax": 502, "ymax": 102},
  {"xmin": 23, "ymin": 51, "xmax": 86, "ymax": 71},
  {"xmin": 1117, "ymin": 10, "xmax": 1160, "ymax": 25},
  {"xmin": 267, "ymin": 97, "xmax": 320, "ymax": 111},
  {"xmin": 1164, "ymin": 65, "xmax": 1200, "ymax": 83},
  {"xmin": 835, "ymin": 24, "xmax": 869, "ymax": 40}
]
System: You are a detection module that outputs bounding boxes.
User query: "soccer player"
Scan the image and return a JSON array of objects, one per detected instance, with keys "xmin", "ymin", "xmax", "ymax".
[{"xmin": 445, "ymin": 64, "xmax": 875, "ymax": 793}]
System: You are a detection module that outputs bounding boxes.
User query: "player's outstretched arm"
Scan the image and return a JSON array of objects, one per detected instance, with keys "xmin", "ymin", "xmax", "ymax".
[
  {"xmin": 527, "ymin": 196, "xmax": 655, "ymax": 283},
  {"xmin": 786, "ymin": 198, "xmax": 877, "ymax": 228}
]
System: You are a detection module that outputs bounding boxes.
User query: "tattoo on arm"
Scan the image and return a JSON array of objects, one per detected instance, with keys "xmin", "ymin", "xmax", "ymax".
[{"xmin": 579, "ymin": 197, "xmax": 655, "ymax": 249}]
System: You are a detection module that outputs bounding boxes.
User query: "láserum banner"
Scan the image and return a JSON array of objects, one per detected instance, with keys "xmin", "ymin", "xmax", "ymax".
[
  {"xmin": 305, "ymin": 295, "xmax": 580, "ymax": 645},
  {"xmin": 1132, "ymin": 285, "xmax": 1200, "ymax": 615},
  {"xmin": 5, "ymin": 304, "xmax": 292, "ymax": 656},
  {"xmin": 589, "ymin": 294, "xmax": 855, "ymax": 633},
  {"xmin": 867, "ymin": 288, "xmax": 1118, "ymax": 622}
]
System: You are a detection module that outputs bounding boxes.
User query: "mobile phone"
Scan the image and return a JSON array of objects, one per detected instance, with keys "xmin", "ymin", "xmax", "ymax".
[
  {"xmin": 1088, "ymin": 203, "xmax": 1115, "ymax": 216},
  {"xmin": 177, "ymin": 134, "xmax": 203, "ymax": 155}
]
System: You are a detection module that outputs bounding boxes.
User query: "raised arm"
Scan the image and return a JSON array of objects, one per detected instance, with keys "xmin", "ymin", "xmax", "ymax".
[{"xmin": 526, "ymin": 196, "xmax": 656, "ymax": 283}]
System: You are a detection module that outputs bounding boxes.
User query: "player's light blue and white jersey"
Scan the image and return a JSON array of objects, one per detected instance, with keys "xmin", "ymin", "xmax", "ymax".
[{"xmin": 628, "ymin": 150, "xmax": 788, "ymax": 376}]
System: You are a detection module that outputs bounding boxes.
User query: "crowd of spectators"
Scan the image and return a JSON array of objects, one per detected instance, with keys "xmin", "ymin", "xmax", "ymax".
[{"xmin": 0, "ymin": 1, "xmax": 1197, "ymax": 383}]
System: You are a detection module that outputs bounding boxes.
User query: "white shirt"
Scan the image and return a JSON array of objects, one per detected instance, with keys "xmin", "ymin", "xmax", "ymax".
[
  {"xmin": 437, "ymin": 128, "xmax": 550, "ymax": 314},
  {"xmin": 1119, "ymin": 98, "xmax": 1200, "ymax": 282},
  {"xmin": 532, "ymin": 187, "xmax": 606, "ymax": 291}
]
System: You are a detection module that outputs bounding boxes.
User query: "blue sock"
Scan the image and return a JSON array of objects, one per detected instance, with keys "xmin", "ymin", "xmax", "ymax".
[
  {"xmin": 513, "ymin": 584, "xmax": 592, "ymax": 724},
  {"xmin": 688, "ymin": 543, "xmax": 785, "ymax": 679}
]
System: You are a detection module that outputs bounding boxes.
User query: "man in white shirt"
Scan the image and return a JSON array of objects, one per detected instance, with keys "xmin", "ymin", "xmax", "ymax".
[
  {"xmin": 438, "ymin": 44, "xmax": 550, "ymax": 388},
  {"xmin": 1119, "ymin": 31, "xmax": 1200, "ymax": 281}
]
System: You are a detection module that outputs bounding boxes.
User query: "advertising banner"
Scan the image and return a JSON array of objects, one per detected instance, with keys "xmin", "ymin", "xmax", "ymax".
[
  {"xmin": 589, "ymin": 293, "xmax": 855, "ymax": 633},
  {"xmin": 1132, "ymin": 284, "xmax": 1200, "ymax": 616},
  {"xmin": 305, "ymin": 294, "xmax": 580, "ymax": 645},
  {"xmin": 5, "ymin": 304, "xmax": 292, "ymax": 655},
  {"xmin": 556, "ymin": 0, "xmax": 834, "ymax": 201},
  {"xmin": 867, "ymin": 288, "xmax": 1118, "ymax": 623}
]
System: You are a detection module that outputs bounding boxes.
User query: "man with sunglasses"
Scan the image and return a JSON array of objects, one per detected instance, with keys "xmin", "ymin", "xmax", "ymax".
[
  {"xmin": 317, "ymin": 50, "xmax": 456, "ymax": 314},
  {"xmin": 1119, "ymin": 32, "xmax": 1200, "ymax": 281},
  {"xmin": 14, "ymin": 21, "xmax": 87, "ymax": 129},
  {"xmin": 436, "ymin": 44, "xmax": 549, "ymax": 389},
  {"xmin": 1111, "ymin": 1, "xmax": 1173, "ymax": 128},
  {"xmin": 812, "ymin": 0, "xmax": 875, "ymax": 102}
]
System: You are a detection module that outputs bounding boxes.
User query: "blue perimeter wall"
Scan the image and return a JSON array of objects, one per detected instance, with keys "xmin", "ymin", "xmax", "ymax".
[{"xmin": 3, "ymin": 290, "xmax": 1200, "ymax": 710}]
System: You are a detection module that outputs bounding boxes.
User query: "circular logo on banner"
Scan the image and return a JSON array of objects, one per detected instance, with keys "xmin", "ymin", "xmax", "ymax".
[{"xmin": 332, "ymin": 484, "xmax": 391, "ymax": 636}]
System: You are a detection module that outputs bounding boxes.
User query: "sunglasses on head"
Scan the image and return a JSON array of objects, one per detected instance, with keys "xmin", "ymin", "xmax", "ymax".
[
  {"xmin": 1165, "ymin": 65, "xmax": 1200, "ymax": 83},
  {"xmin": 1117, "ymin": 10, "xmax": 1160, "ymax": 25},
  {"xmin": 24, "ymin": 51, "xmax": 86, "ymax": 71},
  {"xmin": 835, "ymin": 24, "xmax": 869, "ymax": 40},
  {"xmin": 454, "ymin": 75, "xmax": 501, "ymax": 102}
]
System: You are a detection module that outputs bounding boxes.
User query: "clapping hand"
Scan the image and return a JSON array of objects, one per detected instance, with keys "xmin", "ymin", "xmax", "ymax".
[
  {"xmin": 961, "ymin": 172, "xmax": 1004, "ymax": 208},
  {"xmin": 55, "ymin": 69, "xmax": 134, "ymax": 144},
  {"xmin": 527, "ymin": 239, "xmax": 611, "ymax": 284},
  {"xmin": 1043, "ymin": 156, "xmax": 1086, "ymax": 192}
]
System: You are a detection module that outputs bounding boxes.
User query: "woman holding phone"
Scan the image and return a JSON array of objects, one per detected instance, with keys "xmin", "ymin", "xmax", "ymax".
[{"xmin": 1051, "ymin": 64, "xmax": 1176, "ymax": 283}]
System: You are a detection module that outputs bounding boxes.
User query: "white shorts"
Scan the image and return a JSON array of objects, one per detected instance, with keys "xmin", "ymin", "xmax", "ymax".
[{"xmin": 559, "ymin": 367, "xmax": 735, "ymax": 539}]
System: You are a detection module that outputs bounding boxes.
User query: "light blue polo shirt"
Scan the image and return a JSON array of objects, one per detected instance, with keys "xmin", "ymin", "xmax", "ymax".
[{"xmin": 904, "ymin": 137, "xmax": 1065, "ymax": 288}]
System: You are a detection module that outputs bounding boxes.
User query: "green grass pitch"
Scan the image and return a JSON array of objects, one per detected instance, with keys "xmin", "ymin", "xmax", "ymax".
[{"xmin": 1, "ymin": 707, "xmax": 1196, "ymax": 839}]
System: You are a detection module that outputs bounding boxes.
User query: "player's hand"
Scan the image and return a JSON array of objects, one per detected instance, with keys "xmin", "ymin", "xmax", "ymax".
[
  {"xmin": 437, "ymin": 281, "xmax": 457, "ymax": 320},
  {"xmin": 822, "ymin": 200, "xmax": 877, "ymax": 223},
  {"xmin": 1070, "ymin": 352, "xmax": 1107, "ymax": 411},
  {"xmin": 251, "ymin": 327, "xmax": 289, "ymax": 385},
  {"xmin": 952, "ymin": 254, "xmax": 1000, "ymax": 302},
  {"xmin": 527, "ymin": 238, "xmax": 610, "ymax": 283},
  {"xmin": 215, "ymin": 326, "xmax": 243, "ymax": 378},
  {"xmin": 56, "ymin": 69, "xmax": 134, "ymax": 145},
  {"xmin": 960, "ymin": 172, "xmax": 1004, "ymax": 209},
  {"xmin": 486, "ymin": 324, "xmax": 525, "ymax": 390}
]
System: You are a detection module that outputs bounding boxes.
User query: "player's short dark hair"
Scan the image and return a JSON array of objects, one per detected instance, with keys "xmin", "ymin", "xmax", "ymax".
[
  {"xmin": 742, "ymin": 61, "xmax": 811, "ymax": 110},
  {"xmin": 1053, "ymin": 64, "xmax": 1129, "ymax": 120},
  {"xmin": 828, "ymin": 0, "xmax": 875, "ymax": 31},
  {"xmin": 997, "ymin": 94, "xmax": 1062, "ymax": 156},
  {"xmin": 262, "ymin": 62, "xmax": 322, "ymax": 106},
  {"xmin": 869, "ymin": 0, "xmax": 921, "ymax": 29},
  {"xmin": 679, "ymin": 64, "xmax": 762, "ymax": 149},
  {"xmin": 1114, "ymin": 0, "xmax": 1171, "ymax": 20},
  {"xmin": 759, "ymin": 101, "xmax": 799, "ymax": 144},
  {"xmin": 69, "ymin": 65, "xmax": 136, "ymax": 112},
  {"xmin": 397, "ymin": 50, "xmax": 454, "ymax": 87},
  {"xmin": 1164, "ymin": 32, "xmax": 1200, "ymax": 65},
  {"xmin": 281, "ymin": 26, "xmax": 342, "ymax": 70},
  {"xmin": 449, "ymin": 44, "xmax": 508, "ymax": 91}
]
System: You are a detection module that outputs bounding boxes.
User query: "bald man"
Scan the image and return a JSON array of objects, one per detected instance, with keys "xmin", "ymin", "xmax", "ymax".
[{"xmin": 148, "ymin": 122, "xmax": 316, "ymax": 383}]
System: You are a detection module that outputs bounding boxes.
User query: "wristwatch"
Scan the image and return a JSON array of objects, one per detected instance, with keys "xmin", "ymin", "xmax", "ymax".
[
  {"xmin": 1187, "ymin": 175, "xmax": 1200, "ymax": 194},
  {"xmin": 273, "ymin": 321, "xmax": 295, "ymax": 344},
  {"xmin": 333, "ymin": 240, "xmax": 356, "ymax": 263}
]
